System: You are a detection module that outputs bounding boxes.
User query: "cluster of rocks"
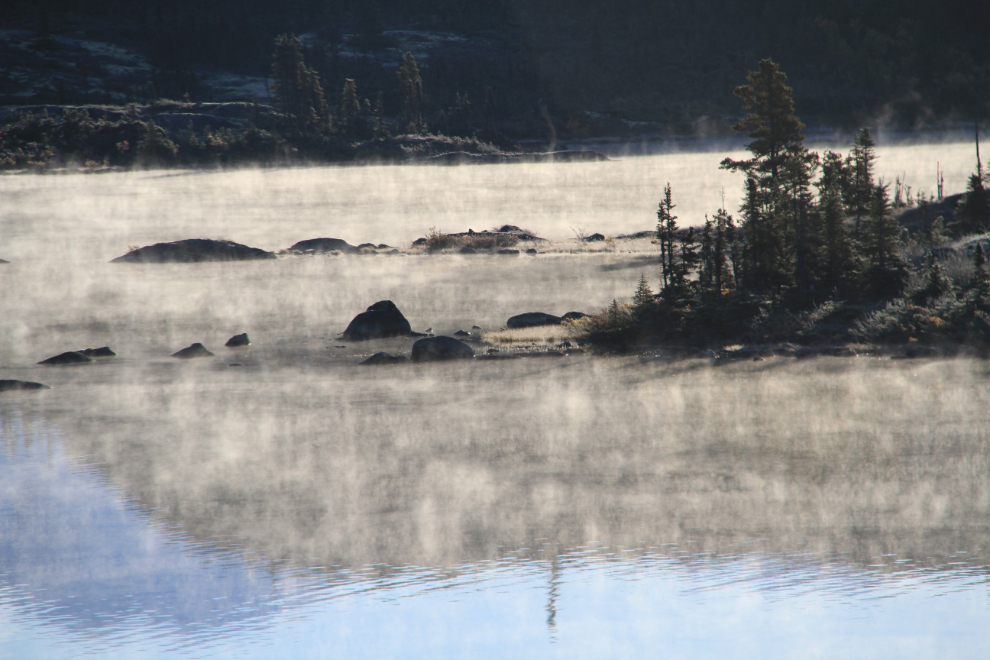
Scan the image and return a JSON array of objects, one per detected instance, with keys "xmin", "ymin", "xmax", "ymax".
[{"xmin": 344, "ymin": 301, "xmax": 590, "ymax": 365}]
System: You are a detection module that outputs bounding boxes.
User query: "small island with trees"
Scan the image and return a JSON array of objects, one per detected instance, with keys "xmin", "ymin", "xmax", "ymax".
[{"xmin": 580, "ymin": 60, "xmax": 990, "ymax": 358}]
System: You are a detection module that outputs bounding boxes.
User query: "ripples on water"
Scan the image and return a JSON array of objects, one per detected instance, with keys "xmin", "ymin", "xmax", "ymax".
[{"xmin": 2, "ymin": 147, "xmax": 989, "ymax": 658}]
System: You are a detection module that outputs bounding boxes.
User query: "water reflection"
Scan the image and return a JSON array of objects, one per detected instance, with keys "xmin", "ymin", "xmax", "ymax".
[{"xmin": 3, "ymin": 355, "xmax": 990, "ymax": 657}]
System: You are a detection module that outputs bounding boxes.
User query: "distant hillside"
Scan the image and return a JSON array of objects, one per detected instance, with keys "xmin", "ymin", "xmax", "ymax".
[{"xmin": 1, "ymin": 0, "xmax": 988, "ymax": 140}]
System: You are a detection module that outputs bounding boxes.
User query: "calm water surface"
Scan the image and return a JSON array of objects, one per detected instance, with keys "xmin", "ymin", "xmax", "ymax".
[{"xmin": 2, "ymin": 145, "xmax": 989, "ymax": 658}]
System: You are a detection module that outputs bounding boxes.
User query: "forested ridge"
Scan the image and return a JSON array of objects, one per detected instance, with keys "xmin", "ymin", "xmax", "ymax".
[{"xmin": 2, "ymin": 0, "xmax": 988, "ymax": 134}]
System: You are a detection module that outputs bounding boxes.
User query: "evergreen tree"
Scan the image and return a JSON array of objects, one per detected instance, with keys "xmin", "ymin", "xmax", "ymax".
[
  {"xmin": 846, "ymin": 128, "xmax": 877, "ymax": 238},
  {"xmin": 720, "ymin": 59, "xmax": 805, "ymax": 186},
  {"xmin": 271, "ymin": 34, "xmax": 329, "ymax": 134},
  {"xmin": 865, "ymin": 181, "xmax": 899, "ymax": 269},
  {"xmin": 817, "ymin": 151, "xmax": 853, "ymax": 288},
  {"xmin": 631, "ymin": 273, "xmax": 656, "ymax": 321},
  {"xmin": 397, "ymin": 52, "xmax": 425, "ymax": 134},
  {"xmin": 656, "ymin": 182, "xmax": 678, "ymax": 290},
  {"xmin": 862, "ymin": 180, "xmax": 906, "ymax": 297},
  {"xmin": 955, "ymin": 173, "xmax": 990, "ymax": 234},
  {"xmin": 338, "ymin": 78, "xmax": 364, "ymax": 137}
]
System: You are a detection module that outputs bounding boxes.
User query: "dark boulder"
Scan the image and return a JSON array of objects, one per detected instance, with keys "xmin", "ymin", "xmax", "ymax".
[
  {"xmin": 0, "ymin": 379, "xmax": 51, "ymax": 392},
  {"xmin": 112, "ymin": 239, "xmax": 275, "ymax": 263},
  {"xmin": 411, "ymin": 336, "xmax": 475, "ymax": 362},
  {"xmin": 360, "ymin": 352, "xmax": 410, "ymax": 365},
  {"xmin": 560, "ymin": 311, "xmax": 589, "ymax": 323},
  {"xmin": 225, "ymin": 333, "xmax": 250, "ymax": 348},
  {"xmin": 357, "ymin": 243, "xmax": 377, "ymax": 250},
  {"xmin": 526, "ymin": 248, "xmax": 538, "ymax": 255},
  {"xmin": 498, "ymin": 225, "xmax": 522, "ymax": 233},
  {"xmin": 0, "ymin": 258, "xmax": 8, "ymax": 263},
  {"xmin": 507, "ymin": 312, "xmax": 562, "ymax": 329},
  {"xmin": 459, "ymin": 246, "xmax": 478, "ymax": 254},
  {"xmin": 377, "ymin": 244, "xmax": 391, "ymax": 249},
  {"xmin": 78, "ymin": 346, "xmax": 116, "ymax": 357},
  {"xmin": 288, "ymin": 238, "xmax": 359, "ymax": 254},
  {"xmin": 454, "ymin": 330, "xmax": 471, "ymax": 337},
  {"xmin": 498, "ymin": 249, "xmax": 520, "ymax": 256},
  {"xmin": 172, "ymin": 343, "xmax": 215, "ymax": 358},
  {"xmin": 38, "ymin": 351, "xmax": 93, "ymax": 365},
  {"xmin": 583, "ymin": 233, "xmax": 605, "ymax": 242},
  {"xmin": 342, "ymin": 300, "xmax": 412, "ymax": 341}
]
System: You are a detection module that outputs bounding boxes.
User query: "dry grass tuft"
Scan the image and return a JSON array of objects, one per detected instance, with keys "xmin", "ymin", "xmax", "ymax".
[{"xmin": 482, "ymin": 323, "xmax": 583, "ymax": 346}]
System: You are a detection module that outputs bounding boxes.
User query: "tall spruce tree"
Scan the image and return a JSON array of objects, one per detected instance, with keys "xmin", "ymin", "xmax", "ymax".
[
  {"xmin": 846, "ymin": 128, "xmax": 877, "ymax": 238},
  {"xmin": 817, "ymin": 150, "xmax": 853, "ymax": 288},
  {"xmin": 722, "ymin": 60, "xmax": 812, "ymax": 296},
  {"xmin": 656, "ymin": 183, "xmax": 678, "ymax": 290},
  {"xmin": 397, "ymin": 52, "xmax": 425, "ymax": 134},
  {"xmin": 720, "ymin": 59, "xmax": 806, "ymax": 185}
]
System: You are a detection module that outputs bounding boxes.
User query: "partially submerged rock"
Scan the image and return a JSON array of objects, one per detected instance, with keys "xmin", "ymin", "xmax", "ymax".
[
  {"xmin": 360, "ymin": 352, "xmax": 410, "ymax": 365},
  {"xmin": 583, "ymin": 233, "xmax": 605, "ymax": 242},
  {"xmin": 38, "ymin": 351, "xmax": 93, "ymax": 365},
  {"xmin": 172, "ymin": 343, "xmax": 215, "ymax": 358},
  {"xmin": 79, "ymin": 346, "xmax": 116, "ymax": 358},
  {"xmin": 342, "ymin": 301, "xmax": 412, "ymax": 341},
  {"xmin": 112, "ymin": 239, "xmax": 275, "ymax": 263},
  {"xmin": 507, "ymin": 312, "xmax": 562, "ymax": 329},
  {"xmin": 0, "ymin": 379, "xmax": 51, "ymax": 392},
  {"xmin": 411, "ymin": 336, "xmax": 475, "ymax": 362},
  {"xmin": 288, "ymin": 237, "xmax": 359, "ymax": 254},
  {"xmin": 225, "ymin": 333, "xmax": 250, "ymax": 348},
  {"xmin": 497, "ymin": 249, "xmax": 520, "ymax": 256}
]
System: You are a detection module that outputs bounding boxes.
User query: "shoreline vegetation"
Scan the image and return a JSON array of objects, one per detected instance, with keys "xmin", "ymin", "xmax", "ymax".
[{"xmin": 576, "ymin": 60, "xmax": 990, "ymax": 358}]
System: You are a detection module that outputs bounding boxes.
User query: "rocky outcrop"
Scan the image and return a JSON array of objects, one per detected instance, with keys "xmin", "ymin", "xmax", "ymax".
[
  {"xmin": 79, "ymin": 346, "xmax": 116, "ymax": 357},
  {"xmin": 112, "ymin": 239, "xmax": 275, "ymax": 263},
  {"xmin": 172, "ymin": 343, "xmax": 215, "ymax": 358},
  {"xmin": 38, "ymin": 351, "xmax": 93, "ymax": 365},
  {"xmin": 583, "ymin": 233, "xmax": 605, "ymax": 242},
  {"xmin": 507, "ymin": 312, "xmax": 562, "ymax": 329},
  {"xmin": 360, "ymin": 352, "xmax": 410, "ymax": 365},
  {"xmin": 288, "ymin": 238, "xmax": 359, "ymax": 254},
  {"xmin": 411, "ymin": 336, "xmax": 475, "ymax": 362},
  {"xmin": 560, "ymin": 311, "xmax": 589, "ymax": 323},
  {"xmin": 225, "ymin": 333, "xmax": 250, "ymax": 348},
  {"xmin": 342, "ymin": 301, "xmax": 412, "ymax": 341},
  {"xmin": 0, "ymin": 379, "xmax": 51, "ymax": 391}
]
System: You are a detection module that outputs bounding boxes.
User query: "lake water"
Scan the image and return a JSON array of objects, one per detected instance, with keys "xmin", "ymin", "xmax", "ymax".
[{"xmin": 2, "ymin": 142, "xmax": 989, "ymax": 659}]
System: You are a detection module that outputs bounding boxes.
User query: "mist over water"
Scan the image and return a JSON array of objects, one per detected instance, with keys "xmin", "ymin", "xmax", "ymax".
[{"xmin": 2, "ymin": 144, "xmax": 989, "ymax": 658}]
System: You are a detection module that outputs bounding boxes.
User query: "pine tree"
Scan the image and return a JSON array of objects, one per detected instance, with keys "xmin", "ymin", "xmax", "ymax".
[
  {"xmin": 865, "ymin": 181, "xmax": 899, "ymax": 270},
  {"xmin": 271, "ymin": 34, "xmax": 329, "ymax": 134},
  {"xmin": 955, "ymin": 173, "xmax": 990, "ymax": 234},
  {"xmin": 720, "ymin": 59, "xmax": 805, "ymax": 186},
  {"xmin": 632, "ymin": 273, "xmax": 656, "ymax": 321},
  {"xmin": 339, "ymin": 79, "xmax": 363, "ymax": 137},
  {"xmin": 397, "ymin": 52, "xmax": 425, "ymax": 134},
  {"xmin": 656, "ymin": 183, "xmax": 678, "ymax": 290},
  {"xmin": 846, "ymin": 127, "xmax": 877, "ymax": 238},
  {"xmin": 817, "ymin": 150, "xmax": 853, "ymax": 288}
]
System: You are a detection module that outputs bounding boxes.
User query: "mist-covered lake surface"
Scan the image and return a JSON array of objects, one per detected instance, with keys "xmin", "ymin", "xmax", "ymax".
[{"xmin": 2, "ymin": 144, "xmax": 989, "ymax": 658}]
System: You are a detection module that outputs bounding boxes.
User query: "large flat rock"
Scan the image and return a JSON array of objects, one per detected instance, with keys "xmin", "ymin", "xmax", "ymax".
[{"xmin": 112, "ymin": 239, "xmax": 275, "ymax": 263}]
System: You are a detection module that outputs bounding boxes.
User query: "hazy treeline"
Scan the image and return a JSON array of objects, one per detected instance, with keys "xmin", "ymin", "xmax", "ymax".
[{"xmin": 3, "ymin": 0, "xmax": 988, "ymax": 131}]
